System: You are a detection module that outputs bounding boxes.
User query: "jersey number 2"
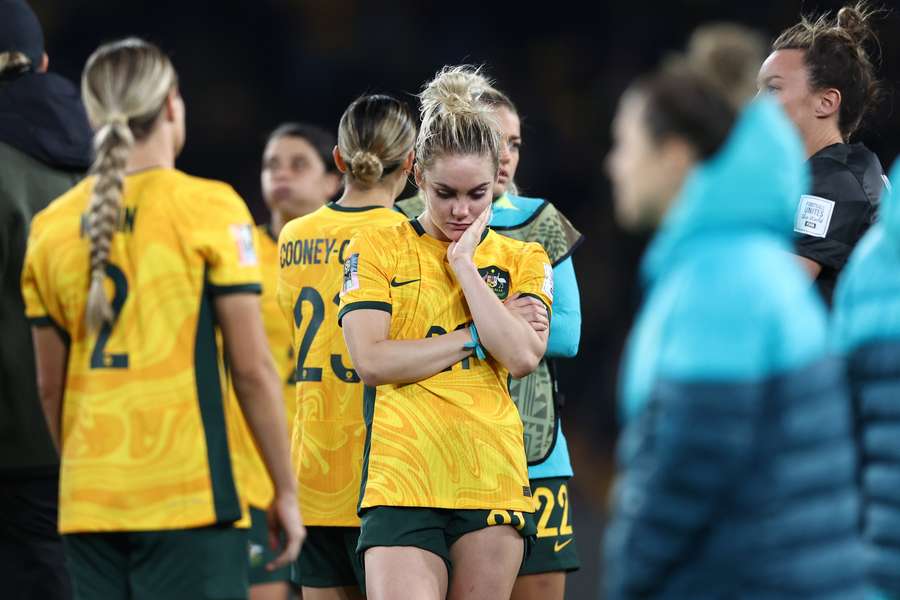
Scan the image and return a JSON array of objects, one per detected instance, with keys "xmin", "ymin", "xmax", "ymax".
[
  {"xmin": 90, "ymin": 264, "xmax": 129, "ymax": 369},
  {"xmin": 292, "ymin": 287, "xmax": 359, "ymax": 383}
]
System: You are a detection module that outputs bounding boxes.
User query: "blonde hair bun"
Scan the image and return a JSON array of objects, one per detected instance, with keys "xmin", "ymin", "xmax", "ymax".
[
  {"xmin": 420, "ymin": 66, "xmax": 495, "ymax": 124},
  {"xmin": 350, "ymin": 151, "xmax": 384, "ymax": 186}
]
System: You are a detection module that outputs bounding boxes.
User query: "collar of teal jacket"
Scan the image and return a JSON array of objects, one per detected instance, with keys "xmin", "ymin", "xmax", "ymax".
[
  {"xmin": 880, "ymin": 160, "xmax": 900, "ymax": 244},
  {"xmin": 641, "ymin": 98, "xmax": 809, "ymax": 286}
]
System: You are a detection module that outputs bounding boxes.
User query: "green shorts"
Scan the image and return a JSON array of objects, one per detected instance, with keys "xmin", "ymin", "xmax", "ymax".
[
  {"xmin": 519, "ymin": 477, "xmax": 580, "ymax": 575},
  {"xmin": 248, "ymin": 506, "xmax": 292, "ymax": 586},
  {"xmin": 63, "ymin": 524, "xmax": 248, "ymax": 600},
  {"xmin": 292, "ymin": 526, "xmax": 364, "ymax": 590},
  {"xmin": 358, "ymin": 506, "xmax": 536, "ymax": 573}
]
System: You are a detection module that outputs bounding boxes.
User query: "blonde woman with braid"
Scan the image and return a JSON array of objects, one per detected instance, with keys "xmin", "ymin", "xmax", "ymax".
[
  {"xmin": 21, "ymin": 38, "xmax": 303, "ymax": 600},
  {"xmin": 339, "ymin": 67, "xmax": 552, "ymax": 600},
  {"xmin": 277, "ymin": 94, "xmax": 414, "ymax": 600}
]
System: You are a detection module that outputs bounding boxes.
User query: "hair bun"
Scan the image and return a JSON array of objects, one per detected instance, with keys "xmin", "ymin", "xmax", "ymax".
[
  {"xmin": 686, "ymin": 23, "xmax": 766, "ymax": 110},
  {"xmin": 420, "ymin": 66, "xmax": 494, "ymax": 122},
  {"xmin": 837, "ymin": 3, "xmax": 877, "ymax": 44},
  {"xmin": 350, "ymin": 151, "xmax": 383, "ymax": 185}
]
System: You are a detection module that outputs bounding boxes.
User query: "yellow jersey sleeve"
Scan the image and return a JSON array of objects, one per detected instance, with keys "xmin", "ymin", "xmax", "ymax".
[
  {"xmin": 337, "ymin": 228, "xmax": 394, "ymax": 324},
  {"xmin": 21, "ymin": 212, "xmax": 62, "ymax": 330},
  {"xmin": 513, "ymin": 241, "xmax": 554, "ymax": 316},
  {"xmin": 191, "ymin": 187, "xmax": 262, "ymax": 292}
]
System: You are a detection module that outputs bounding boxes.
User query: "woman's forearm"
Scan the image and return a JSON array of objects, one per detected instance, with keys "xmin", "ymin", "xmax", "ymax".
[
  {"xmin": 451, "ymin": 259, "xmax": 546, "ymax": 377},
  {"xmin": 31, "ymin": 326, "xmax": 67, "ymax": 453},
  {"xmin": 342, "ymin": 312, "xmax": 473, "ymax": 386},
  {"xmin": 231, "ymin": 359, "xmax": 297, "ymax": 498}
]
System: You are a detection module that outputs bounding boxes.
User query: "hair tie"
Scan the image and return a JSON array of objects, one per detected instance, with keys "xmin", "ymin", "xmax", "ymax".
[{"xmin": 106, "ymin": 112, "xmax": 129, "ymax": 126}]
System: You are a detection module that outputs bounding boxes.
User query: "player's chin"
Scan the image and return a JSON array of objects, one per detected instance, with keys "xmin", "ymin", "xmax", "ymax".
[{"xmin": 443, "ymin": 226, "xmax": 468, "ymax": 241}]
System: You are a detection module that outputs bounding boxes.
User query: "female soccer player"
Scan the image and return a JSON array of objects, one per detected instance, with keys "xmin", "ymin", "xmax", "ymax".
[
  {"xmin": 833, "ymin": 158, "xmax": 900, "ymax": 600},
  {"xmin": 758, "ymin": 2, "xmax": 887, "ymax": 305},
  {"xmin": 603, "ymin": 28, "xmax": 865, "ymax": 598},
  {"xmin": 243, "ymin": 122, "xmax": 340, "ymax": 600},
  {"xmin": 396, "ymin": 78, "xmax": 583, "ymax": 599},
  {"xmin": 339, "ymin": 66, "xmax": 553, "ymax": 600},
  {"xmin": 277, "ymin": 95, "xmax": 415, "ymax": 599},
  {"xmin": 21, "ymin": 38, "xmax": 303, "ymax": 600}
]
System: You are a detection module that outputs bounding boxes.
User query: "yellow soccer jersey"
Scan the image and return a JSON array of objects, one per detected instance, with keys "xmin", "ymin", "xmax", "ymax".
[
  {"xmin": 338, "ymin": 219, "xmax": 554, "ymax": 513},
  {"xmin": 277, "ymin": 203, "xmax": 407, "ymax": 526},
  {"xmin": 21, "ymin": 168, "xmax": 261, "ymax": 534},
  {"xmin": 232, "ymin": 226, "xmax": 297, "ymax": 509}
]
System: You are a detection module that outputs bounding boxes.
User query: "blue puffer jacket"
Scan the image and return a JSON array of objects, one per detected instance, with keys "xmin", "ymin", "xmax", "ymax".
[
  {"xmin": 833, "ymin": 160, "xmax": 900, "ymax": 600},
  {"xmin": 604, "ymin": 98, "xmax": 865, "ymax": 600}
]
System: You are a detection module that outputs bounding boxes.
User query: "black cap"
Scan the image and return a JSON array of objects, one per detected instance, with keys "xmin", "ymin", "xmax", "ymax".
[{"xmin": 0, "ymin": 0, "xmax": 44, "ymax": 71}]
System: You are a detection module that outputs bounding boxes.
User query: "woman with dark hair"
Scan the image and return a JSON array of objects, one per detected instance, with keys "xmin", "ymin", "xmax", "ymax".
[
  {"xmin": 603, "ymin": 25, "xmax": 864, "ymax": 598},
  {"xmin": 238, "ymin": 121, "xmax": 341, "ymax": 600},
  {"xmin": 758, "ymin": 2, "xmax": 888, "ymax": 305}
]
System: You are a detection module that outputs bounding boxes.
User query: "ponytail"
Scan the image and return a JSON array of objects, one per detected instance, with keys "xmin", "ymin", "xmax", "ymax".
[
  {"xmin": 85, "ymin": 117, "xmax": 133, "ymax": 332},
  {"xmin": 80, "ymin": 38, "xmax": 176, "ymax": 332}
]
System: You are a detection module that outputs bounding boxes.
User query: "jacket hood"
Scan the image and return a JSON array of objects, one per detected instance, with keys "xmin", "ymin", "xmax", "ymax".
[
  {"xmin": 642, "ymin": 98, "xmax": 808, "ymax": 284},
  {"xmin": 0, "ymin": 72, "xmax": 93, "ymax": 170}
]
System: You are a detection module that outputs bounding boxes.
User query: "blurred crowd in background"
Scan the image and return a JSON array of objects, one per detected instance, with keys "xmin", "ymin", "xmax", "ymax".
[{"xmin": 27, "ymin": 1, "xmax": 900, "ymax": 596}]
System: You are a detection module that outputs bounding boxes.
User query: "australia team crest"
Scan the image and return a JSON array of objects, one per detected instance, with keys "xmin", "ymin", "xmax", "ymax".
[{"xmin": 478, "ymin": 265, "xmax": 510, "ymax": 300}]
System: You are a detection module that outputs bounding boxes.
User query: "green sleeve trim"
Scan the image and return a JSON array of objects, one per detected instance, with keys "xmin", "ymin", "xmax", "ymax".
[
  {"xmin": 519, "ymin": 292, "xmax": 552, "ymax": 319},
  {"xmin": 207, "ymin": 283, "xmax": 262, "ymax": 296},
  {"xmin": 338, "ymin": 301, "xmax": 392, "ymax": 326},
  {"xmin": 28, "ymin": 315, "xmax": 71, "ymax": 346}
]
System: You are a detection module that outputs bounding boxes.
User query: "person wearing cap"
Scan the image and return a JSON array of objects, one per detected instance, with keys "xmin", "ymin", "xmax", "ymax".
[{"xmin": 0, "ymin": 1, "xmax": 92, "ymax": 598}]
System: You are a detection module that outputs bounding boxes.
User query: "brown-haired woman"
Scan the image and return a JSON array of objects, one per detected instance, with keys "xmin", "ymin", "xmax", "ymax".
[
  {"xmin": 758, "ymin": 2, "xmax": 889, "ymax": 305},
  {"xmin": 604, "ymin": 23, "xmax": 865, "ymax": 599},
  {"xmin": 21, "ymin": 38, "xmax": 303, "ymax": 599}
]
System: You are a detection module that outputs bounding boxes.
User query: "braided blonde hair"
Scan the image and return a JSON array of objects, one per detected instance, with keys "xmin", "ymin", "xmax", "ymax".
[
  {"xmin": 416, "ymin": 65, "xmax": 502, "ymax": 176},
  {"xmin": 80, "ymin": 38, "xmax": 176, "ymax": 332}
]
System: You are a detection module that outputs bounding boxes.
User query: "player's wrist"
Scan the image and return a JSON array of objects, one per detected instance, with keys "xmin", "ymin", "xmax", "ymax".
[
  {"xmin": 273, "ymin": 482, "xmax": 299, "ymax": 499},
  {"xmin": 448, "ymin": 255, "xmax": 476, "ymax": 275}
]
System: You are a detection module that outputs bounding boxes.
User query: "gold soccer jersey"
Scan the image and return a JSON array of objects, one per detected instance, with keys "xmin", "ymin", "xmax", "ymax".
[
  {"xmin": 338, "ymin": 219, "xmax": 553, "ymax": 513},
  {"xmin": 277, "ymin": 203, "xmax": 407, "ymax": 526},
  {"xmin": 231, "ymin": 226, "xmax": 297, "ymax": 509},
  {"xmin": 21, "ymin": 169, "xmax": 261, "ymax": 533}
]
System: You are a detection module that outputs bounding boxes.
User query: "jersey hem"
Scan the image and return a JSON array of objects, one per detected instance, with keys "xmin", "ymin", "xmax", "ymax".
[{"xmin": 358, "ymin": 500, "xmax": 536, "ymax": 514}]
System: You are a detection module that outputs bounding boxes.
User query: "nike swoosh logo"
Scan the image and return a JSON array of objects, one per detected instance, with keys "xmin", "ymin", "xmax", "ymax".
[
  {"xmin": 553, "ymin": 538, "xmax": 573, "ymax": 553},
  {"xmin": 390, "ymin": 277, "xmax": 420, "ymax": 287}
]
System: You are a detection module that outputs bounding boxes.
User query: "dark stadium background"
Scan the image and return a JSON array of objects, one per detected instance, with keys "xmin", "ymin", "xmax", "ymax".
[{"xmin": 33, "ymin": 1, "xmax": 900, "ymax": 597}]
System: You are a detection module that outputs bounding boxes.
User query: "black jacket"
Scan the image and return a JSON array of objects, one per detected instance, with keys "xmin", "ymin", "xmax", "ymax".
[
  {"xmin": 794, "ymin": 142, "xmax": 884, "ymax": 305},
  {"xmin": 0, "ymin": 71, "xmax": 91, "ymax": 476}
]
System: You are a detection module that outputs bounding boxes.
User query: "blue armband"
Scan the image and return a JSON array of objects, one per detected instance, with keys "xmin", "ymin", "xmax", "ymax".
[{"xmin": 464, "ymin": 323, "xmax": 487, "ymax": 360}]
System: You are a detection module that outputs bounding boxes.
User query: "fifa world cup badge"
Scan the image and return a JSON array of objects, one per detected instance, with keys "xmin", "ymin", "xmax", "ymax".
[{"xmin": 342, "ymin": 253, "xmax": 360, "ymax": 295}]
